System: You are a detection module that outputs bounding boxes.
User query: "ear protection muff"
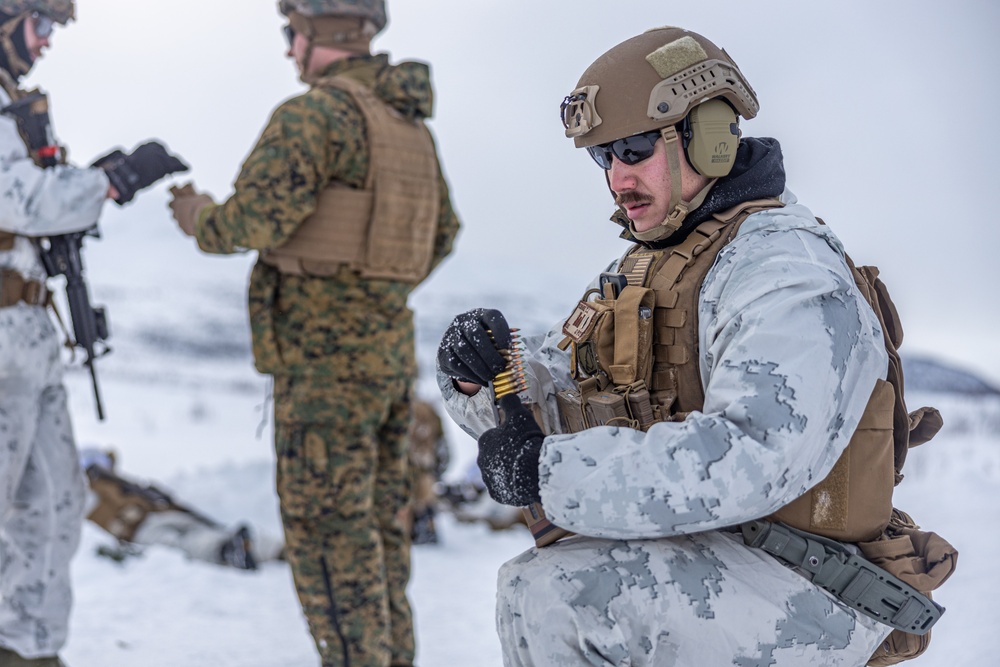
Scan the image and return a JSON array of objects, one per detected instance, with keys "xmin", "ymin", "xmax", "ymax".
[{"xmin": 680, "ymin": 98, "xmax": 741, "ymax": 178}]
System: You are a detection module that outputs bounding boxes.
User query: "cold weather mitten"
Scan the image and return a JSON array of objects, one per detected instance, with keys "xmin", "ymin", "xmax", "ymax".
[
  {"xmin": 438, "ymin": 308, "xmax": 512, "ymax": 386},
  {"xmin": 477, "ymin": 393, "xmax": 544, "ymax": 506},
  {"xmin": 99, "ymin": 140, "xmax": 189, "ymax": 205},
  {"xmin": 168, "ymin": 183, "xmax": 215, "ymax": 236}
]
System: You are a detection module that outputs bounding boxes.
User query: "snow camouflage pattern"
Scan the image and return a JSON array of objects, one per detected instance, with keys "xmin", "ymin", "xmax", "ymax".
[
  {"xmin": 194, "ymin": 54, "xmax": 458, "ymax": 666},
  {"xmin": 0, "ymin": 82, "xmax": 105, "ymax": 659},
  {"xmin": 497, "ymin": 532, "xmax": 888, "ymax": 666},
  {"xmin": 438, "ymin": 191, "xmax": 893, "ymax": 665},
  {"xmin": 0, "ymin": 0, "xmax": 74, "ymax": 24},
  {"xmin": 0, "ymin": 306, "xmax": 85, "ymax": 660},
  {"xmin": 278, "ymin": 0, "xmax": 386, "ymax": 31}
]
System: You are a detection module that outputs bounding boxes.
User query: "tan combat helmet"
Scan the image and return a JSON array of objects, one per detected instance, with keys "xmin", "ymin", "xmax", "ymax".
[
  {"xmin": 561, "ymin": 27, "xmax": 759, "ymax": 242},
  {"xmin": 279, "ymin": 0, "xmax": 386, "ymax": 54},
  {"xmin": 0, "ymin": 0, "xmax": 75, "ymax": 78}
]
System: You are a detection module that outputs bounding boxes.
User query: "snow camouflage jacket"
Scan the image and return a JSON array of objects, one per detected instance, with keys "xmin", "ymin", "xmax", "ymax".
[
  {"xmin": 0, "ymin": 82, "xmax": 108, "ymax": 282},
  {"xmin": 439, "ymin": 188, "xmax": 887, "ymax": 541},
  {"xmin": 195, "ymin": 53, "xmax": 460, "ymax": 380}
]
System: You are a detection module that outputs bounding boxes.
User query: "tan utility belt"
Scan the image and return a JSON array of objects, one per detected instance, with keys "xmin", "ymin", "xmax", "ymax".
[{"xmin": 0, "ymin": 268, "xmax": 49, "ymax": 307}]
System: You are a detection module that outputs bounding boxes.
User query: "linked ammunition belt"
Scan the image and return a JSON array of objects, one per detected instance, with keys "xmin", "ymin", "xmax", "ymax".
[
  {"xmin": 740, "ymin": 520, "xmax": 944, "ymax": 634},
  {"xmin": 0, "ymin": 268, "xmax": 48, "ymax": 307}
]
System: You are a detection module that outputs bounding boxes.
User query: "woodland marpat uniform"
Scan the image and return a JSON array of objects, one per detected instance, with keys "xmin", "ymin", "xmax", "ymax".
[{"xmin": 191, "ymin": 52, "xmax": 458, "ymax": 667}]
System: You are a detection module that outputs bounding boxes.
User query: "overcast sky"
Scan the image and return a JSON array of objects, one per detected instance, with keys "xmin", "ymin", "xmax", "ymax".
[{"xmin": 26, "ymin": 0, "xmax": 1000, "ymax": 383}]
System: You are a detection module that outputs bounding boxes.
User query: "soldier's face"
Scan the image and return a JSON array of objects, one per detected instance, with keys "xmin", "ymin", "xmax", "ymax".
[
  {"xmin": 609, "ymin": 135, "xmax": 708, "ymax": 233},
  {"xmin": 609, "ymin": 137, "xmax": 675, "ymax": 233},
  {"xmin": 23, "ymin": 13, "xmax": 52, "ymax": 62},
  {"xmin": 288, "ymin": 31, "xmax": 309, "ymax": 73}
]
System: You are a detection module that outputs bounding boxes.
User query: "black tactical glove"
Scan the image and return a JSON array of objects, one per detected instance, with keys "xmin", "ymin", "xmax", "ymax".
[
  {"xmin": 95, "ymin": 141, "xmax": 189, "ymax": 205},
  {"xmin": 477, "ymin": 393, "xmax": 544, "ymax": 506},
  {"xmin": 437, "ymin": 308, "xmax": 512, "ymax": 386}
]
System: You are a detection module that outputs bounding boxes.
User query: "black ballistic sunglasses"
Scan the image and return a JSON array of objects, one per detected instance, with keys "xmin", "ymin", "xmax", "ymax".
[
  {"xmin": 31, "ymin": 12, "xmax": 54, "ymax": 38},
  {"xmin": 283, "ymin": 24, "xmax": 295, "ymax": 46},
  {"xmin": 586, "ymin": 130, "xmax": 662, "ymax": 170}
]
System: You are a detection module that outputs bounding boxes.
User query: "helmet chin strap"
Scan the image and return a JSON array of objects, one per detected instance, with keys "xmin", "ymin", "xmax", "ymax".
[
  {"xmin": 0, "ymin": 13, "xmax": 32, "ymax": 79},
  {"xmin": 628, "ymin": 126, "xmax": 716, "ymax": 243}
]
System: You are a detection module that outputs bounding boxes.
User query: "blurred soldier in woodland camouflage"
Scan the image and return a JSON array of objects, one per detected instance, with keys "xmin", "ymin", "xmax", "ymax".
[
  {"xmin": 404, "ymin": 399, "xmax": 449, "ymax": 545},
  {"xmin": 166, "ymin": 1, "xmax": 460, "ymax": 665}
]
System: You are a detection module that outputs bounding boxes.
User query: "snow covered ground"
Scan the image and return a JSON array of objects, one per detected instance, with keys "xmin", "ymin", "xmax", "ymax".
[
  {"xmin": 37, "ymin": 199, "xmax": 999, "ymax": 666},
  {"xmin": 60, "ymin": 386, "xmax": 999, "ymax": 667}
]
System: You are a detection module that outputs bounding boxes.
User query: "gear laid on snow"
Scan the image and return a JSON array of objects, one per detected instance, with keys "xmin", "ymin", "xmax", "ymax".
[
  {"xmin": 219, "ymin": 525, "xmax": 258, "ymax": 571},
  {"xmin": 0, "ymin": 646, "xmax": 68, "ymax": 666}
]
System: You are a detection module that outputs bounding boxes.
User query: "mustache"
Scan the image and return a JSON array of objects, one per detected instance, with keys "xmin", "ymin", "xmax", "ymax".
[{"xmin": 615, "ymin": 190, "xmax": 653, "ymax": 207}]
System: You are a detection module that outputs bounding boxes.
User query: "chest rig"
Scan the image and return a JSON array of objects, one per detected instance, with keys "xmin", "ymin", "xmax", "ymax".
[
  {"xmin": 0, "ymin": 79, "xmax": 62, "ymax": 306},
  {"xmin": 0, "ymin": 77, "xmax": 65, "ymax": 252},
  {"xmin": 261, "ymin": 75, "xmax": 440, "ymax": 283},
  {"xmin": 555, "ymin": 197, "xmax": 898, "ymax": 543},
  {"xmin": 559, "ymin": 198, "xmax": 782, "ymax": 428}
]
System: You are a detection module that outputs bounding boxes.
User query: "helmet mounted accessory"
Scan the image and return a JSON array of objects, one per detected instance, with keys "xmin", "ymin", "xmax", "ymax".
[
  {"xmin": 680, "ymin": 98, "xmax": 741, "ymax": 178},
  {"xmin": 562, "ymin": 27, "xmax": 759, "ymax": 243}
]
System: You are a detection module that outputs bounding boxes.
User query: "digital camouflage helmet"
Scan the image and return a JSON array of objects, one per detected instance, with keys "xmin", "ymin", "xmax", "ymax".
[
  {"xmin": 561, "ymin": 27, "xmax": 759, "ymax": 242},
  {"xmin": 279, "ymin": 0, "xmax": 386, "ymax": 56},
  {"xmin": 279, "ymin": 0, "xmax": 386, "ymax": 30},
  {"xmin": 0, "ymin": 0, "xmax": 74, "ymax": 24}
]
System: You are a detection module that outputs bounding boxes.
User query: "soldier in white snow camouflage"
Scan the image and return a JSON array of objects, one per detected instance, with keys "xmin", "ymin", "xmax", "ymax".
[
  {"xmin": 436, "ymin": 27, "xmax": 909, "ymax": 666},
  {"xmin": 0, "ymin": 2, "xmax": 186, "ymax": 664}
]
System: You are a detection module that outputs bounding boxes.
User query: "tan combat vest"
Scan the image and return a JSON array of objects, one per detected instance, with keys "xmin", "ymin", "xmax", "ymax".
[
  {"xmin": 260, "ymin": 75, "xmax": 440, "ymax": 283},
  {"xmin": 556, "ymin": 198, "xmax": 898, "ymax": 543},
  {"xmin": 0, "ymin": 77, "xmax": 58, "ymax": 302}
]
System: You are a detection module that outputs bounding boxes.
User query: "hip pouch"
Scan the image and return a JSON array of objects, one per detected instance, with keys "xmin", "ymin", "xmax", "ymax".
[{"xmin": 860, "ymin": 509, "xmax": 958, "ymax": 665}]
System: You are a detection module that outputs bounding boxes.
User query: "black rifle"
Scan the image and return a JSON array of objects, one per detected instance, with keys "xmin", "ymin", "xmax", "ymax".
[
  {"xmin": 39, "ymin": 229, "xmax": 110, "ymax": 419},
  {"xmin": 2, "ymin": 90, "xmax": 111, "ymax": 420}
]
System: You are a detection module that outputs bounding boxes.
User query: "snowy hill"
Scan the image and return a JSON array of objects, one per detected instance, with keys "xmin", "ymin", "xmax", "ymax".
[{"xmin": 903, "ymin": 356, "xmax": 1000, "ymax": 396}]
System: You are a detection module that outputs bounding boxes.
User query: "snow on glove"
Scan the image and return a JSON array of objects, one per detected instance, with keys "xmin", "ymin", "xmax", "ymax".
[
  {"xmin": 477, "ymin": 393, "xmax": 543, "ymax": 506},
  {"xmin": 437, "ymin": 308, "xmax": 512, "ymax": 386},
  {"xmin": 99, "ymin": 140, "xmax": 189, "ymax": 205}
]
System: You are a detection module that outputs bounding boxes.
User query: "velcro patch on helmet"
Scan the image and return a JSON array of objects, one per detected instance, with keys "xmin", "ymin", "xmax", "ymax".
[{"xmin": 645, "ymin": 36, "xmax": 708, "ymax": 79}]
